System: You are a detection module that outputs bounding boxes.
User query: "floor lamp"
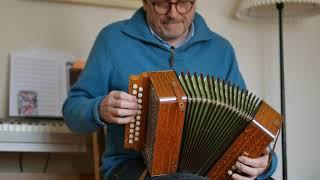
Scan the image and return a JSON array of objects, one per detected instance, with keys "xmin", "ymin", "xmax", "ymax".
[{"xmin": 235, "ymin": 0, "xmax": 320, "ymax": 179}]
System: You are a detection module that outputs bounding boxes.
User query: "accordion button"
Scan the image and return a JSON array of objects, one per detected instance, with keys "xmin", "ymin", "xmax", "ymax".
[
  {"xmin": 137, "ymin": 99, "xmax": 142, "ymax": 104},
  {"xmin": 138, "ymin": 87, "xmax": 143, "ymax": 92},
  {"xmin": 138, "ymin": 93, "xmax": 143, "ymax": 98},
  {"xmin": 136, "ymin": 116, "xmax": 141, "ymax": 120},
  {"xmin": 130, "ymin": 123, "xmax": 135, "ymax": 128},
  {"xmin": 232, "ymin": 166, "xmax": 237, "ymax": 170},
  {"xmin": 138, "ymin": 105, "xmax": 142, "ymax": 109},
  {"xmin": 133, "ymin": 84, "xmax": 138, "ymax": 89},
  {"xmin": 129, "ymin": 129, "xmax": 134, "ymax": 133},
  {"xmin": 135, "ymin": 132, "xmax": 140, "ymax": 136},
  {"xmin": 129, "ymin": 139, "xmax": 134, "ymax": 144},
  {"xmin": 137, "ymin": 110, "xmax": 141, "ymax": 115},
  {"xmin": 227, "ymin": 170, "xmax": 233, "ymax": 176},
  {"xmin": 134, "ymin": 137, "xmax": 139, "ymax": 141},
  {"xmin": 132, "ymin": 90, "xmax": 137, "ymax": 95},
  {"xmin": 129, "ymin": 134, "xmax": 134, "ymax": 139},
  {"xmin": 135, "ymin": 127, "xmax": 140, "ymax": 131},
  {"xmin": 136, "ymin": 121, "xmax": 141, "ymax": 126}
]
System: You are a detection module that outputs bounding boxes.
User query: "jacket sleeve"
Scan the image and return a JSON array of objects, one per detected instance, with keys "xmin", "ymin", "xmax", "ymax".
[
  {"xmin": 225, "ymin": 43, "xmax": 246, "ymax": 90},
  {"xmin": 226, "ymin": 45, "xmax": 278, "ymax": 179},
  {"xmin": 62, "ymin": 31, "xmax": 112, "ymax": 133}
]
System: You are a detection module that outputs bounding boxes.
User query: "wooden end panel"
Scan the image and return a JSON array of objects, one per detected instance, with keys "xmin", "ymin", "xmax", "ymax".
[
  {"xmin": 147, "ymin": 70, "xmax": 187, "ymax": 176},
  {"xmin": 255, "ymin": 101, "xmax": 283, "ymax": 136},
  {"xmin": 207, "ymin": 123, "xmax": 272, "ymax": 179},
  {"xmin": 124, "ymin": 73, "xmax": 150, "ymax": 151},
  {"xmin": 150, "ymin": 101, "xmax": 187, "ymax": 176}
]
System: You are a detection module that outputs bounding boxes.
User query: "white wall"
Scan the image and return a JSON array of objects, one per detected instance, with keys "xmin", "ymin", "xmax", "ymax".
[
  {"xmin": 0, "ymin": 0, "xmax": 319, "ymax": 179},
  {"xmin": 261, "ymin": 16, "xmax": 320, "ymax": 179},
  {"xmin": 0, "ymin": 0, "xmax": 134, "ymax": 118}
]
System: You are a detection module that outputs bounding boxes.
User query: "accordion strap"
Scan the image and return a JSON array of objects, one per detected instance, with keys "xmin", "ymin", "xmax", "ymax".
[
  {"xmin": 265, "ymin": 129, "xmax": 281, "ymax": 172},
  {"xmin": 170, "ymin": 81, "xmax": 185, "ymax": 112},
  {"xmin": 139, "ymin": 169, "xmax": 148, "ymax": 180}
]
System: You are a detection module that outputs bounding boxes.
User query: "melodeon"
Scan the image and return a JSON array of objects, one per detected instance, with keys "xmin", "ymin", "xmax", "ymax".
[{"xmin": 124, "ymin": 70, "xmax": 283, "ymax": 179}]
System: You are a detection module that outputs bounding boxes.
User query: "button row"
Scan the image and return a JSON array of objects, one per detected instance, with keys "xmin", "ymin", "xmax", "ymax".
[
  {"xmin": 128, "ymin": 83, "xmax": 144, "ymax": 144},
  {"xmin": 227, "ymin": 165, "xmax": 238, "ymax": 176}
]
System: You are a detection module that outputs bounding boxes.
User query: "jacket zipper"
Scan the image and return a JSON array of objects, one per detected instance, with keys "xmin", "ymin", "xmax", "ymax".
[{"xmin": 170, "ymin": 46, "xmax": 175, "ymax": 69}]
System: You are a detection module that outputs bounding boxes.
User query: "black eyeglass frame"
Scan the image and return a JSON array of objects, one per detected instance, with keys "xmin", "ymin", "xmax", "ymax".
[{"xmin": 149, "ymin": 0, "xmax": 195, "ymax": 15}]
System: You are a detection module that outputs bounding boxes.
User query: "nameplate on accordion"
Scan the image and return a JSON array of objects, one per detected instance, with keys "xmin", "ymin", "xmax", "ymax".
[{"xmin": 124, "ymin": 70, "xmax": 283, "ymax": 179}]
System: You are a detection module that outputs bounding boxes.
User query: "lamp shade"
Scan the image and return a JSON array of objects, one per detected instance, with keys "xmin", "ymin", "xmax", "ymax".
[{"xmin": 236, "ymin": 0, "xmax": 320, "ymax": 22}]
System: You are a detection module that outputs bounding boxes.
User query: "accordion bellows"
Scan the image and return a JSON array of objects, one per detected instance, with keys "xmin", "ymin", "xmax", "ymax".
[{"xmin": 124, "ymin": 70, "xmax": 283, "ymax": 179}]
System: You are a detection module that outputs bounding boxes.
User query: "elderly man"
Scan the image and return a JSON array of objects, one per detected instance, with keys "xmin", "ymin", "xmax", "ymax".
[{"xmin": 63, "ymin": 0, "xmax": 277, "ymax": 179}]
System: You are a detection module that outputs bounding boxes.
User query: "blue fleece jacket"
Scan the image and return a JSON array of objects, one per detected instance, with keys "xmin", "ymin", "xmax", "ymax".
[{"xmin": 62, "ymin": 8, "xmax": 277, "ymax": 179}]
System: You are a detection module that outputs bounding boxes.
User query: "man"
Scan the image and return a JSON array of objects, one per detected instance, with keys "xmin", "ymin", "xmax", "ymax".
[{"xmin": 63, "ymin": 0, "xmax": 278, "ymax": 179}]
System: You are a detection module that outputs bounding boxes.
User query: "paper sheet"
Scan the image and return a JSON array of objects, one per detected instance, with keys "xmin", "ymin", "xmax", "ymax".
[{"xmin": 9, "ymin": 49, "xmax": 74, "ymax": 117}]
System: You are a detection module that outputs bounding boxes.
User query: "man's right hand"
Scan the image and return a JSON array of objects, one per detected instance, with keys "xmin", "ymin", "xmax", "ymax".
[{"xmin": 99, "ymin": 91, "xmax": 138, "ymax": 124}]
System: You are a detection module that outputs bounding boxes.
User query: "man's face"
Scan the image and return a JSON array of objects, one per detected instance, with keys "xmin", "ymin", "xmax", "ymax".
[{"xmin": 143, "ymin": 0, "xmax": 196, "ymax": 42}]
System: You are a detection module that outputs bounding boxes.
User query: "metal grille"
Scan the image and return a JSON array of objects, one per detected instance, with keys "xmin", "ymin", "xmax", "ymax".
[{"xmin": 143, "ymin": 84, "xmax": 159, "ymax": 172}]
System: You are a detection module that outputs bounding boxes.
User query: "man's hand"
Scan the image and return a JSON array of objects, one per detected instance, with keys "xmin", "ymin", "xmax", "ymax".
[
  {"xmin": 99, "ymin": 91, "xmax": 138, "ymax": 124},
  {"xmin": 232, "ymin": 148, "xmax": 270, "ymax": 180}
]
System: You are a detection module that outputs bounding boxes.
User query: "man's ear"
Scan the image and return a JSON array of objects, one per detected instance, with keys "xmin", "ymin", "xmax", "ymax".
[{"xmin": 142, "ymin": 0, "xmax": 147, "ymax": 11}]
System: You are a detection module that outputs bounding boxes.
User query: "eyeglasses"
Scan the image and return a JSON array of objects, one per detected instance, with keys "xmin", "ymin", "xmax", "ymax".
[{"xmin": 150, "ymin": 0, "xmax": 195, "ymax": 15}]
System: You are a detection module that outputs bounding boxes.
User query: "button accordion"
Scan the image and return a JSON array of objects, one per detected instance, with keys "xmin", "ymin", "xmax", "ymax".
[{"xmin": 124, "ymin": 70, "xmax": 283, "ymax": 179}]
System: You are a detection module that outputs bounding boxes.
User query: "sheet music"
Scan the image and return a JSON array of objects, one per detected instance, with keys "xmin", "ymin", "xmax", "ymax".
[{"xmin": 9, "ymin": 49, "xmax": 74, "ymax": 117}]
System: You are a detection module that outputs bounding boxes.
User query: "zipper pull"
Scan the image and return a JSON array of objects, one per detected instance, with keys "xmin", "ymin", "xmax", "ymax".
[{"xmin": 170, "ymin": 46, "xmax": 175, "ymax": 69}]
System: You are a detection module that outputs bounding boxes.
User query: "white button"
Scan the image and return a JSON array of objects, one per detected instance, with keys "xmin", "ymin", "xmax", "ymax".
[
  {"xmin": 133, "ymin": 84, "xmax": 138, "ymax": 89},
  {"xmin": 227, "ymin": 170, "xmax": 233, "ymax": 175},
  {"xmin": 130, "ymin": 123, "xmax": 134, "ymax": 128},
  {"xmin": 232, "ymin": 166, "xmax": 237, "ymax": 170},
  {"xmin": 135, "ymin": 132, "xmax": 140, "ymax": 136},
  {"xmin": 135, "ymin": 127, "xmax": 140, "ymax": 131},
  {"xmin": 129, "ymin": 134, "xmax": 134, "ymax": 139},
  {"xmin": 138, "ymin": 99, "xmax": 142, "ymax": 104},
  {"xmin": 132, "ymin": 90, "xmax": 137, "ymax": 95},
  {"xmin": 134, "ymin": 137, "xmax": 139, "ymax": 141},
  {"xmin": 138, "ymin": 105, "xmax": 142, "ymax": 109},
  {"xmin": 138, "ymin": 93, "xmax": 143, "ymax": 98},
  {"xmin": 129, "ymin": 129, "xmax": 134, "ymax": 133},
  {"xmin": 137, "ymin": 110, "xmax": 141, "ymax": 115},
  {"xmin": 136, "ymin": 116, "xmax": 141, "ymax": 120},
  {"xmin": 136, "ymin": 121, "xmax": 141, "ymax": 126},
  {"xmin": 138, "ymin": 87, "xmax": 143, "ymax": 92},
  {"xmin": 129, "ymin": 139, "xmax": 133, "ymax": 144}
]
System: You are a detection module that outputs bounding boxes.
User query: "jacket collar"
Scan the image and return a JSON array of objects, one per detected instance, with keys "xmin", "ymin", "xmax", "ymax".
[{"xmin": 121, "ymin": 8, "xmax": 215, "ymax": 48}]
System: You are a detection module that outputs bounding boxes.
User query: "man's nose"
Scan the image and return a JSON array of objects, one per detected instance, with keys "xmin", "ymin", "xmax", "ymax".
[{"xmin": 167, "ymin": 3, "xmax": 179, "ymax": 17}]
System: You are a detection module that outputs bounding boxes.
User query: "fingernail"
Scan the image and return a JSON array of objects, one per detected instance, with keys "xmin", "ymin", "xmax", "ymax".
[
  {"xmin": 236, "ymin": 161, "xmax": 240, "ymax": 167},
  {"xmin": 238, "ymin": 156, "xmax": 243, "ymax": 161}
]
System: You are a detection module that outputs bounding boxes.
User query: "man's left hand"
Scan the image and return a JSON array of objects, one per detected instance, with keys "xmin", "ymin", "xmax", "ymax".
[{"xmin": 232, "ymin": 147, "xmax": 270, "ymax": 180}]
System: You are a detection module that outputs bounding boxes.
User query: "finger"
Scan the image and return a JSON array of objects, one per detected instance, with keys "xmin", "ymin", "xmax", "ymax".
[
  {"xmin": 110, "ymin": 91, "xmax": 137, "ymax": 102},
  {"xmin": 108, "ymin": 107, "xmax": 138, "ymax": 117},
  {"xmin": 235, "ymin": 161, "xmax": 264, "ymax": 177},
  {"xmin": 111, "ymin": 116, "xmax": 135, "ymax": 124},
  {"xmin": 232, "ymin": 173, "xmax": 254, "ymax": 180},
  {"xmin": 263, "ymin": 147, "xmax": 271, "ymax": 155},
  {"xmin": 238, "ymin": 155, "xmax": 269, "ymax": 168},
  {"xmin": 112, "ymin": 99, "xmax": 138, "ymax": 109}
]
